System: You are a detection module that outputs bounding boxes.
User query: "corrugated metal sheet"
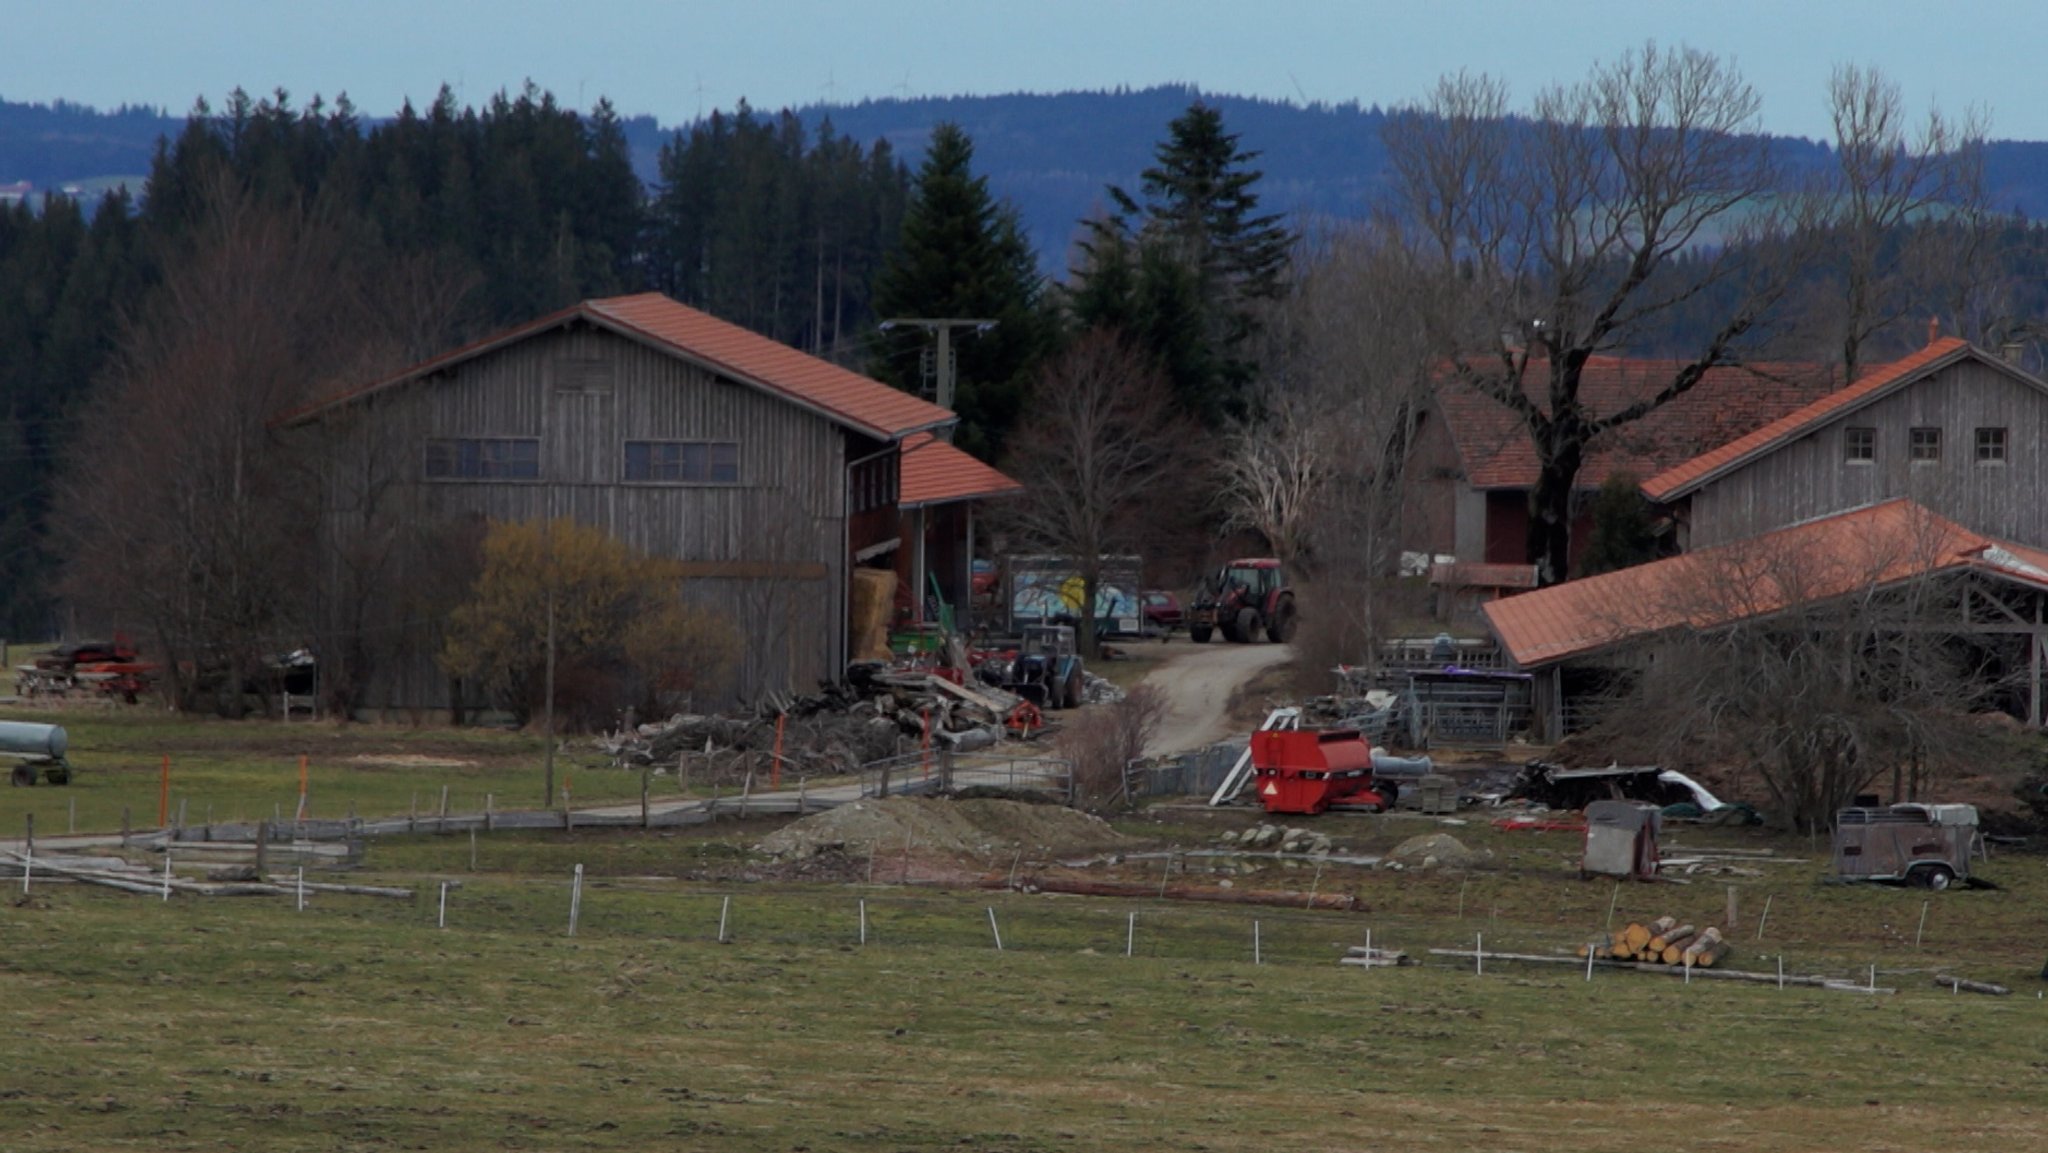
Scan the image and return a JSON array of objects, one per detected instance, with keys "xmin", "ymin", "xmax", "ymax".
[
  {"xmin": 1482, "ymin": 498, "xmax": 2039, "ymax": 669},
  {"xmin": 898, "ymin": 432, "xmax": 1023, "ymax": 507}
]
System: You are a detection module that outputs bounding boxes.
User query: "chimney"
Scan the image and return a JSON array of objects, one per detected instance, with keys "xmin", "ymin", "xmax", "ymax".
[
  {"xmin": 2003, "ymin": 340, "xmax": 2027, "ymax": 367},
  {"xmin": 1927, "ymin": 316, "xmax": 1941, "ymax": 346}
]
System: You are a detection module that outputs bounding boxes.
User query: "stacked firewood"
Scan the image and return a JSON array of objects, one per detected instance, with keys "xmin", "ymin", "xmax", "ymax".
[{"xmin": 1578, "ymin": 915, "xmax": 1732, "ymax": 967}]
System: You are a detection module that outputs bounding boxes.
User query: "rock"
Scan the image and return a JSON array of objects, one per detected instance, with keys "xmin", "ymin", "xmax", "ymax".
[{"xmin": 1387, "ymin": 832, "xmax": 1493, "ymax": 870}]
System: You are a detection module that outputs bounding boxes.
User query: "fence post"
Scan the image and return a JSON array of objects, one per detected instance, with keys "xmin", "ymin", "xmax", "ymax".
[
  {"xmin": 568, "ymin": 864, "xmax": 584, "ymax": 936},
  {"xmin": 986, "ymin": 906, "xmax": 1003, "ymax": 951}
]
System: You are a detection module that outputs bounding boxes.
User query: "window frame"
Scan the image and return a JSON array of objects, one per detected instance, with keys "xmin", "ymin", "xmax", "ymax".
[
  {"xmin": 423, "ymin": 436, "xmax": 542, "ymax": 481},
  {"xmin": 1909, "ymin": 426, "xmax": 1942, "ymax": 463},
  {"xmin": 621, "ymin": 439, "xmax": 742, "ymax": 485},
  {"xmin": 1975, "ymin": 426, "xmax": 2009, "ymax": 464},
  {"xmin": 1843, "ymin": 426, "xmax": 1876, "ymax": 464}
]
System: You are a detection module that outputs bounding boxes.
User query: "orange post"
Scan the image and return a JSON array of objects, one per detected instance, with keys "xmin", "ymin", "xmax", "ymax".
[
  {"xmin": 159, "ymin": 754, "xmax": 170, "ymax": 827},
  {"xmin": 772, "ymin": 713, "xmax": 786, "ymax": 790}
]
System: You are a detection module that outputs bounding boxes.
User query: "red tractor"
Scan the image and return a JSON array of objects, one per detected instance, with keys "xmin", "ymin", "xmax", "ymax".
[{"xmin": 1188, "ymin": 558, "xmax": 1297, "ymax": 644}]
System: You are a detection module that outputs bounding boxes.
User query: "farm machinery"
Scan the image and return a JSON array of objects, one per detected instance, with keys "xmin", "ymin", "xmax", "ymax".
[
  {"xmin": 976, "ymin": 624, "xmax": 1087, "ymax": 713},
  {"xmin": 1188, "ymin": 558, "xmax": 1297, "ymax": 644},
  {"xmin": 1246, "ymin": 727, "xmax": 1435, "ymax": 816},
  {"xmin": 0, "ymin": 721, "xmax": 71, "ymax": 786},
  {"xmin": 15, "ymin": 639, "xmax": 157, "ymax": 703}
]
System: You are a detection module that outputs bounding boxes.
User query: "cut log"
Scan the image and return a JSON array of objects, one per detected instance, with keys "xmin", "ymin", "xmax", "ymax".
[
  {"xmin": 1933, "ymin": 974, "xmax": 2010, "ymax": 996},
  {"xmin": 1682, "ymin": 926, "xmax": 1729, "ymax": 967},
  {"xmin": 1622, "ymin": 921, "xmax": 1655, "ymax": 954},
  {"xmin": 1648, "ymin": 923, "xmax": 1696, "ymax": 953}
]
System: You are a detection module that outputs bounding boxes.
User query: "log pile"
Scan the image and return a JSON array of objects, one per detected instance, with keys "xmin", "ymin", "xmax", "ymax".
[
  {"xmin": 599, "ymin": 666, "xmax": 1032, "ymax": 776},
  {"xmin": 1580, "ymin": 915, "xmax": 1733, "ymax": 968}
]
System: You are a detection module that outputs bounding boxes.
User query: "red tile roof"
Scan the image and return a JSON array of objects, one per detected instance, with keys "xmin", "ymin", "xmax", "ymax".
[
  {"xmin": 1437, "ymin": 357, "xmax": 1839, "ymax": 491},
  {"xmin": 282, "ymin": 293, "xmax": 956, "ymax": 441},
  {"xmin": 1640, "ymin": 339, "xmax": 1972, "ymax": 502},
  {"xmin": 898, "ymin": 432, "xmax": 1024, "ymax": 507},
  {"xmin": 1483, "ymin": 499, "xmax": 2048, "ymax": 669}
]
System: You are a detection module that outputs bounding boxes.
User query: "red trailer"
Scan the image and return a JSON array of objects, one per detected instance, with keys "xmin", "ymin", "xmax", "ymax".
[{"xmin": 1248, "ymin": 729, "xmax": 1390, "ymax": 815}]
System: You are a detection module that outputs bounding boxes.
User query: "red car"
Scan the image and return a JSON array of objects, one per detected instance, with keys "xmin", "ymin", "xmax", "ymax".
[{"xmin": 1141, "ymin": 589, "xmax": 1184, "ymax": 635}]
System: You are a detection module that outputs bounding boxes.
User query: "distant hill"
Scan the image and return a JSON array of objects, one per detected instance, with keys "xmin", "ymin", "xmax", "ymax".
[{"xmin": 10, "ymin": 86, "xmax": 2048, "ymax": 267}]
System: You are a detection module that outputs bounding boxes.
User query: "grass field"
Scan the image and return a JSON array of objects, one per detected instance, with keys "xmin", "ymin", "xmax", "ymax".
[
  {"xmin": 0, "ymin": 708, "xmax": 670, "ymax": 834},
  {"xmin": 6, "ymin": 712, "xmax": 2048, "ymax": 1149}
]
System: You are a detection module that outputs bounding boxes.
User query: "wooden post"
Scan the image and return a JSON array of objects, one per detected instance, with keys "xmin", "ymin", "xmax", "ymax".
[
  {"xmin": 159, "ymin": 754, "xmax": 170, "ymax": 827},
  {"xmin": 20, "ymin": 814, "xmax": 31, "ymax": 896},
  {"xmin": 640, "ymin": 764, "xmax": 650, "ymax": 830},
  {"xmin": 718, "ymin": 895, "xmax": 730, "ymax": 943},
  {"xmin": 254, "ymin": 820, "xmax": 270, "ymax": 876},
  {"xmin": 409, "ymin": 792, "xmax": 418, "ymax": 834},
  {"xmin": 484, "ymin": 793, "xmax": 494, "ymax": 833},
  {"xmin": 1756, "ymin": 893, "xmax": 1774, "ymax": 940},
  {"xmin": 1475, "ymin": 933, "xmax": 1483, "ymax": 976},
  {"xmin": 858, "ymin": 898, "xmax": 867, "ymax": 945},
  {"xmin": 162, "ymin": 851, "xmax": 172, "ymax": 902},
  {"xmin": 439, "ymin": 785, "xmax": 450, "ymax": 830},
  {"xmin": 295, "ymin": 866, "xmax": 305, "ymax": 912},
  {"xmin": 1916, "ymin": 900, "xmax": 1930, "ymax": 950},
  {"xmin": 1726, "ymin": 885, "xmax": 1738, "ymax": 931},
  {"xmin": 772, "ymin": 712, "xmax": 786, "ymax": 790},
  {"xmin": 798, "ymin": 777, "xmax": 807, "ymax": 815},
  {"xmin": 740, "ymin": 770, "xmax": 752, "ymax": 819},
  {"xmin": 568, "ymin": 864, "xmax": 583, "ymax": 936},
  {"xmin": 469, "ymin": 828, "xmax": 477, "ymax": 871},
  {"xmin": 1253, "ymin": 920, "xmax": 1262, "ymax": 965},
  {"xmin": 986, "ymin": 906, "xmax": 1003, "ymax": 951},
  {"xmin": 297, "ymin": 754, "xmax": 309, "ymax": 820},
  {"xmin": 438, "ymin": 881, "xmax": 448, "ymax": 929}
]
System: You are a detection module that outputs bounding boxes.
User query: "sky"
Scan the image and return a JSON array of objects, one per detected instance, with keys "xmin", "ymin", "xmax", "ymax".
[{"xmin": 6, "ymin": 0, "xmax": 2045, "ymax": 141}]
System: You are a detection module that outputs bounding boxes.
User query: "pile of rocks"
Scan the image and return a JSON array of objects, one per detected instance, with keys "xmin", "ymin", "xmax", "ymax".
[{"xmin": 1220, "ymin": 823, "xmax": 1334, "ymax": 856}]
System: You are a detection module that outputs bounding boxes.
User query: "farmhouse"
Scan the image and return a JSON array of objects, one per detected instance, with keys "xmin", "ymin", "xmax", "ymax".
[
  {"xmin": 285, "ymin": 292, "xmax": 1018, "ymax": 713},
  {"xmin": 1405, "ymin": 356, "xmax": 1839, "ymax": 568},
  {"xmin": 1642, "ymin": 336, "xmax": 2048, "ymax": 550}
]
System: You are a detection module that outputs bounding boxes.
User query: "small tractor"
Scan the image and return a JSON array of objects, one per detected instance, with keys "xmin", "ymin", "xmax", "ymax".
[
  {"xmin": 1188, "ymin": 558, "xmax": 1297, "ymax": 644},
  {"xmin": 978, "ymin": 624, "xmax": 1088, "ymax": 711}
]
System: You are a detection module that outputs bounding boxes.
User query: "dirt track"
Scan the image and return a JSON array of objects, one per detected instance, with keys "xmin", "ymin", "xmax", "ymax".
[{"xmin": 1138, "ymin": 640, "xmax": 1293, "ymax": 756}]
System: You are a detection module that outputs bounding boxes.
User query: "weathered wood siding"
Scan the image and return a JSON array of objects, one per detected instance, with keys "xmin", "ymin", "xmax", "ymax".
[
  {"xmin": 1689, "ymin": 360, "xmax": 2048, "ymax": 548},
  {"xmin": 319, "ymin": 320, "xmax": 849, "ymax": 711}
]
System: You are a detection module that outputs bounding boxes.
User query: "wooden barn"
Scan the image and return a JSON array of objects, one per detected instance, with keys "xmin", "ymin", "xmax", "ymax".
[
  {"xmin": 285, "ymin": 292, "xmax": 1015, "ymax": 714},
  {"xmin": 1642, "ymin": 336, "xmax": 2048, "ymax": 550}
]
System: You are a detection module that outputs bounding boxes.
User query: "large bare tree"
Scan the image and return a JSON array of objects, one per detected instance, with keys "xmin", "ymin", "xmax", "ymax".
[
  {"xmin": 1385, "ymin": 44, "xmax": 1797, "ymax": 585},
  {"xmin": 1000, "ymin": 330, "xmax": 1192, "ymax": 657},
  {"xmin": 1224, "ymin": 218, "xmax": 1439, "ymax": 673},
  {"xmin": 1818, "ymin": 63, "xmax": 1987, "ymax": 380}
]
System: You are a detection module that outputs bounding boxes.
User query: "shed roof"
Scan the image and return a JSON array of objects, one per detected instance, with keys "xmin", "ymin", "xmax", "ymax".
[
  {"xmin": 282, "ymin": 292, "xmax": 957, "ymax": 441},
  {"xmin": 1483, "ymin": 499, "xmax": 2048, "ymax": 669},
  {"xmin": 1436, "ymin": 357, "xmax": 1837, "ymax": 491},
  {"xmin": 1639, "ymin": 339, "xmax": 1995, "ymax": 501},
  {"xmin": 898, "ymin": 432, "xmax": 1024, "ymax": 508}
]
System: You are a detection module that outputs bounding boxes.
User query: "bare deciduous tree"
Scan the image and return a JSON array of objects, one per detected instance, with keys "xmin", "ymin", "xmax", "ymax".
[
  {"xmin": 1585, "ymin": 504, "xmax": 2005, "ymax": 831},
  {"xmin": 1001, "ymin": 330, "xmax": 1193, "ymax": 657},
  {"xmin": 1818, "ymin": 63, "xmax": 1988, "ymax": 379},
  {"xmin": 1385, "ymin": 44, "xmax": 1797, "ymax": 585},
  {"xmin": 53, "ymin": 178, "xmax": 399, "ymax": 712},
  {"xmin": 1230, "ymin": 218, "xmax": 1439, "ymax": 674}
]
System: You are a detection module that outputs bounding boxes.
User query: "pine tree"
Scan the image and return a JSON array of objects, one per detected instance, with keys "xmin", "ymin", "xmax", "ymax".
[{"xmin": 870, "ymin": 123, "xmax": 1051, "ymax": 461}]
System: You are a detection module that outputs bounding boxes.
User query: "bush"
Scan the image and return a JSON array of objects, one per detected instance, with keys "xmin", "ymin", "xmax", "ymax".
[{"xmin": 1058, "ymin": 685, "xmax": 1168, "ymax": 806}]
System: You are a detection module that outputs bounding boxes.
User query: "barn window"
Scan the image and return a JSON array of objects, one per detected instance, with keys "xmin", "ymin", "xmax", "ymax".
[
  {"xmin": 1976, "ymin": 427, "xmax": 2008, "ymax": 463},
  {"xmin": 623, "ymin": 440, "xmax": 740, "ymax": 483},
  {"xmin": 424, "ymin": 437, "xmax": 540, "ymax": 480},
  {"xmin": 1910, "ymin": 427, "xmax": 1942, "ymax": 462},
  {"xmin": 1844, "ymin": 427, "xmax": 1875, "ymax": 462}
]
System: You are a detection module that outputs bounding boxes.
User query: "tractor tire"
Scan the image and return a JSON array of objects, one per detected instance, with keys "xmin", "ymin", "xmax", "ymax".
[
  {"xmin": 1219, "ymin": 618, "xmax": 1243, "ymax": 643},
  {"xmin": 43, "ymin": 765, "xmax": 70, "ymax": 786},
  {"xmin": 1065, "ymin": 668, "xmax": 1085, "ymax": 710},
  {"xmin": 1189, "ymin": 624, "xmax": 1213, "ymax": 644},
  {"xmin": 9, "ymin": 765, "xmax": 34, "ymax": 787},
  {"xmin": 1233, "ymin": 608, "xmax": 1260, "ymax": 643},
  {"xmin": 1265, "ymin": 599, "xmax": 1298, "ymax": 643}
]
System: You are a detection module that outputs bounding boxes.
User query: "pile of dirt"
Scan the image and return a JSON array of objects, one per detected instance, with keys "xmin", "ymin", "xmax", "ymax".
[
  {"xmin": 1386, "ymin": 832, "xmax": 1492, "ymax": 870},
  {"xmin": 758, "ymin": 797, "xmax": 1127, "ymax": 860}
]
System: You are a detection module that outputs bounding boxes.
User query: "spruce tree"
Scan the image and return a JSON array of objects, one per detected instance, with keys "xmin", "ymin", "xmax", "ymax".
[
  {"xmin": 870, "ymin": 123, "xmax": 1050, "ymax": 461},
  {"xmin": 1076, "ymin": 101, "xmax": 1293, "ymax": 425}
]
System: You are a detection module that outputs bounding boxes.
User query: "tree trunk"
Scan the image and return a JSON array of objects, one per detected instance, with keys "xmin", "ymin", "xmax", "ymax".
[{"xmin": 1526, "ymin": 428, "xmax": 1585, "ymax": 587}]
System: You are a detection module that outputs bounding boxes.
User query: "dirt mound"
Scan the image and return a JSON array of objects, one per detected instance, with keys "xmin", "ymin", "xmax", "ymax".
[
  {"xmin": 1387, "ymin": 832, "xmax": 1492, "ymax": 870},
  {"xmin": 758, "ymin": 797, "xmax": 1126, "ymax": 860}
]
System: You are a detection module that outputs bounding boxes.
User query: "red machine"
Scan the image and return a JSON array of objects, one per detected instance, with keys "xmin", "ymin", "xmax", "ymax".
[{"xmin": 1248, "ymin": 729, "xmax": 1391, "ymax": 815}]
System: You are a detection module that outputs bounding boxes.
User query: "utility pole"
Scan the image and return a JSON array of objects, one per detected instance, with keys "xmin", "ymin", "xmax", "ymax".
[{"xmin": 879, "ymin": 318, "xmax": 997, "ymax": 430}]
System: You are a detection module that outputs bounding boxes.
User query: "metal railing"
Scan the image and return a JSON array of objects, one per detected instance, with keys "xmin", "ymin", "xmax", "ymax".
[{"xmin": 860, "ymin": 750, "xmax": 1075, "ymax": 802}]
